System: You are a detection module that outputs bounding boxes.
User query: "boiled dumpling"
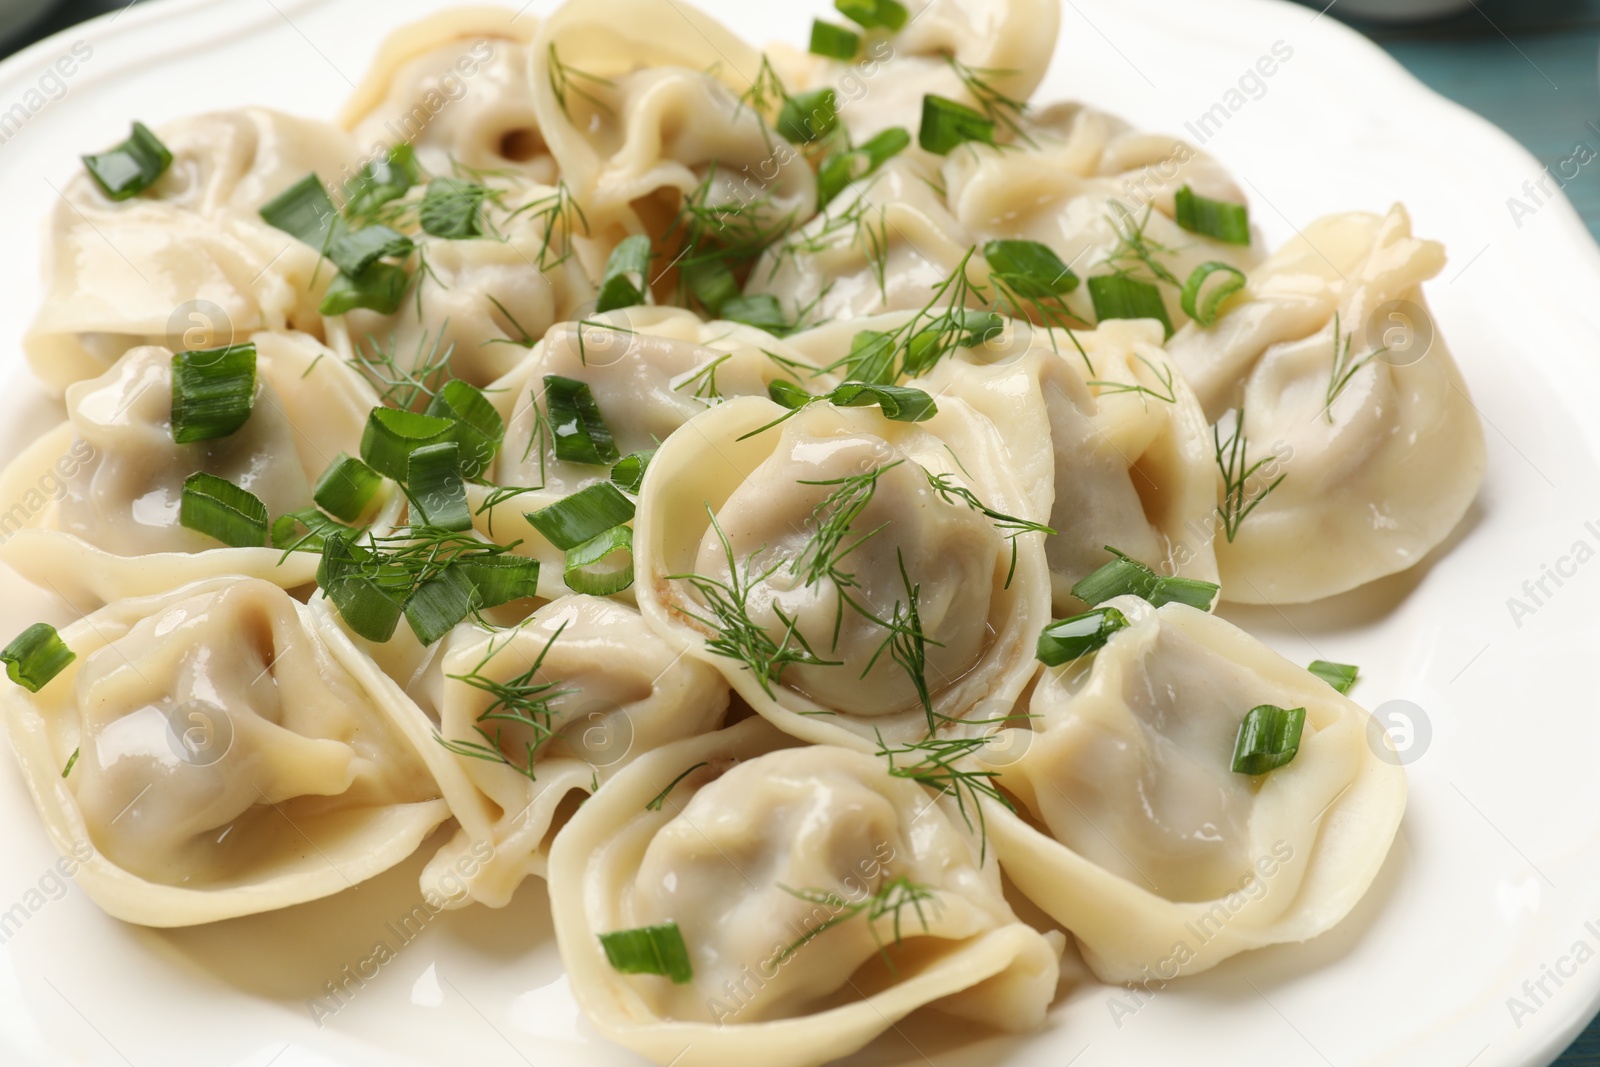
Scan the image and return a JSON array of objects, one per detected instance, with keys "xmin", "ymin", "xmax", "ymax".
[
  {"xmin": 0, "ymin": 578, "xmax": 449, "ymax": 926},
  {"xmin": 981, "ymin": 594, "xmax": 1405, "ymax": 981},
  {"xmin": 548, "ymin": 717, "xmax": 1062, "ymax": 1067}
]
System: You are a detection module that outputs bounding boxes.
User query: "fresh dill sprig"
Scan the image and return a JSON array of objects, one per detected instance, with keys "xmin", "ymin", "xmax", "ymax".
[
  {"xmin": 856, "ymin": 551, "xmax": 941, "ymax": 733},
  {"xmin": 671, "ymin": 352, "xmax": 734, "ymax": 403},
  {"xmin": 436, "ymin": 620, "xmax": 576, "ymax": 781},
  {"xmin": 1103, "ymin": 202, "xmax": 1181, "ymax": 288},
  {"xmin": 875, "ymin": 732, "xmax": 1015, "ymax": 861},
  {"xmin": 777, "ymin": 876, "xmax": 939, "ymax": 976},
  {"xmin": 790, "ymin": 460, "xmax": 903, "ymax": 591},
  {"xmin": 823, "ymin": 246, "xmax": 993, "ymax": 384},
  {"xmin": 505, "ymin": 181, "xmax": 591, "ymax": 273},
  {"xmin": 664, "ymin": 167, "xmax": 798, "ymax": 311},
  {"xmin": 946, "ymin": 56, "xmax": 1036, "ymax": 148},
  {"xmin": 645, "ymin": 761, "xmax": 711, "ymax": 812},
  {"xmin": 1213, "ymin": 408, "xmax": 1286, "ymax": 543},
  {"xmin": 767, "ymin": 180, "xmax": 890, "ymax": 295},
  {"xmin": 354, "ymin": 325, "xmax": 457, "ymax": 410},
  {"xmin": 1324, "ymin": 311, "xmax": 1387, "ymax": 423},
  {"xmin": 547, "ymin": 43, "xmax": 614, "ymax": 122},
  {"xmin": 923, "ymin": 469, "xmax": 1055, "ymax": 587},
  {"xmin": 483, "ymin": 293, "xmax": 538, "ymax": 349},
  {"xmin": 736, "ymin": 55, "xmax": 791, "ymax": 142},
  {"xmin": 1086, "ymin": 353, "xmax": 1178, "ymax": 408}
]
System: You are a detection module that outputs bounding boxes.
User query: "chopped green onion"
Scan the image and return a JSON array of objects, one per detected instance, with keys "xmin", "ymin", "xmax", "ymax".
[
  {"xmin": 611, "ymin": 450, "xmax": 655, "ymax": 494},
  {"xmin": 919, "ymin": 94, "xmax": 995, "ymax": 155},
  {"xmin": 320, "ymin": 262, "xmax": 411, "ymax": 316},
  {"xmin": 828, "ymin": 382, "xmax": 936, "ymax": 422},
  {"xmin": 810, "ymin": 20, "xmax": 860, "ymax": 60},
  {"xmin": 818, "ymin": 126, "xmax": 911, "ymax": 207},
  {"xmin": 684, "ymin": 259, "xmax": 739, "ymax": 317},
  {"xmin": 1036, "ymin": 607, "xmax": 1128, "ymax": 666},
  {"xmin": 598, "ymin": 922, "xmax": 694, "ymax": 984},
  {"xmin": 595, "ymin": 234, "xmax": 653, "ymax": 313},
  {"xmin": 565, "ymin": 524, "xmax": 634, "ymax": 595},
  {"xmin": 328, "ymin": 225, "xmax": 414, "ymax": 277},
  {"xmin": 721, "ymin": 294, "xmax": 788, "ymax": 333},
  {"xmin": 420, "ymin": 178, "xmax": 487, "ymax": 239},
  {"xmin": 179, "ymin": 472, "xmax": 268, "ymax": 548},
  {"xmin": 778, "ymin": 88, "xmax": 840, "ymax": 144},
  {"xmin": 170, "ymin": 343, "xmax": 257, "ymax": 444},
  {"xmin": 985, "ymin": 239, "xmax": 1079, "ymax": 298},
  {"xmin": 1231, "ymin": 704, "xmax": 1307, "ymax": 775},
  {"xmin": 1174, "ymin": 185, "xmax": 1251, "ymax": 246},
  {"xmin": 2, "ymin": 623, "xmax": 75, "ymax": 693},
  {"xmin": 1180, "ymin": 261, "xmax": 1246, "ymax": 327},
  {"xmin": 526, "ymin": 482, "xmax": 636, "ymax": 551},
  {"xmin": 845, "ymin": 330, "xmax": 895, "ymax": 383},
  {"xmin": 454, "ymin": 555, "xmax": 541, "ymax": 608},
  {"xmin": 1071, "ymin": 547, "xmax": 1219, "ymax": 611},
  {"xmin": 1088, "ymin": 274, "xmax": 1172, "ymax": 338},
  {"xmin": 314, "ymin": 454, "xmax": 384, "ymax": 523},
  {"xmin": 404, "ymin": 566, "xmax": 479, "ymax": 645},
  {"xmin": 344, "ymin": 144, "xmax": 419, "ymax": 218},
  {"xmin": 425, "ymin": 380, "xmax": 505, "ymax": 478},
  {"xmin": 1307, "ymin": 659, "xmax": 1360, "ymax": 695},
  {"xmin": 406, "ymin": 442, "xmax": 472, "ymax": 532},
  {"xmin": 361, "ymin": 408, "xmax": 457, "ymax": 482},
  {"xmin": 768, "ymin": 379, "xmax": 814, "ymax": 410},
  {"xmin": 260, "ymin": 173, "xmax": 339, "ymax": 249},
  {"xmin": 319, "ymin": 532, "xmax": 403, "ymax": 642},
  {"xmin": 836, "ymin": 0, "xmax": 908, "ymax": 31},
  {"xmin": 82, "ymin": 122, "xmax": 172, "ymax": 201},
  {"xmin": 544, "ymin": 375, "xmax": 620, "ymax": 466},
  {"xmin": 270, "ymin": 507, "xmax": 350, "ymax": 553}
]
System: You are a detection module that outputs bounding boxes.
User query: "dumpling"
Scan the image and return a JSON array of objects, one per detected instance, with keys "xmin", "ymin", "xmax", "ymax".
[
  {"xmin": 1165, "ymin": 204, "xmax": 1485, "ymax": 603},
  {"xmin": 26, "ymin": 108, "xmax": 359, "ymax": 393},
  {"xmin": 0, "ymin": 331, "xmax": 380, "ymax": 605},
  {"xmin": 917, "ymin": 318, "xmax": 1221, "ymax": 611},
  {"xmin": 0, "ymin": 578, "xmax": 449, "ymax": 926},
  {"xmin": 547, "ymin": 717, "xmax": 1062, "ymax": 1067},
  {"xmin": 634, "ymin": 394, "xmax": 1048, "ymax": 749},
  {"xmin": 981, "ymin": 594, "xmax": 1405, "ymax": 982}
]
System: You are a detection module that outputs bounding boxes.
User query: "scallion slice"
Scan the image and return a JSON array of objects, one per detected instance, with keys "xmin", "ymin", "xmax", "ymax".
[
  {"xmin": 319, "ymin": 531, "xmax": 404, "ymax": 643},
  {"xmin": 361, "ymin": 408, "xmax": 457, "ymax": 482},
  {"xmin": 817, "ymin": 126, "xmax": 910, "ymax": 207},
  {"xmin": 810, "ymin": 20, "xmax": 861, "ymax": 60},
  {"xmin": 1088, "ymin": 274, "xmax": 1172, "ymax": 338},
  {"xmin": 767, "ymin": 379, "xmax": 814, "ymax": 410},
  {"xmin": 595, "ymin": 234, "xmax": 653, "ymax": 313},
  {"xmin": 454, "ymin": 556, "xmax": 541, "ymax": 609},
  {"xmin": 1307, "ymin": 659, "xmax": 1360, "ymax": 695},
  {"xmin": 544, "ymin": 375, "xmax": 620, "ymax": 466},
  {"xmin": 684, "ymin": 259, "xmax": 739, "ymax": 317},
  {"xmin": 721, "ymin": 293, "xmax": 788, "ymax": 333},
  {"xmin": 328, "ymin": 225, "xmax": 414, "ymax": 277},
  {"xmin": 828, "ymin": 382, "xmax": 936, "ymax": 422},
  {"xmin": 179, "ymin": 472, "xmax": 268, "ymax": 548},
  {"xmin": 598, "ymin": 922, "xmax": 694, "ymax": 984},
  {"xmin": 984, "ymin": 239, "xmax": 1079, "ymax": 298},
  {"xmin": 406, "ymin": 442, "xmax": 472, "ymax": 532},
  {"xmin": 260, "ymin": 173, "xmax": 340, "ymax": 250},
  {"xmin": 425, "ymin": 380, "xmax": 505, "ymax": 478},
  {"xmin": 1071, "ymin": 547, "xmax": 1219, "ymax": 611},
  {"xmin": 836, "ymin": 0, "xmax": 908, "ymax": 31},
  {"xmin": 420, "ymin": 178, "xmax": 488, "ymax": 239},
  {"xmin": 611, "ymin": 450, "xmax": 656, "ymax": 494},
  {"xmin": 270, "ymin": 507, "xmax": 350, "ymax": 553},
  {"xmin": 404, "ymin": 566, "xmax": 480, "ymax": 645},
  {"xmin": 526, "ymin": 483, "xmax": 635, "ymax": 551},
  {"xmin": 82, "ymin": 122, "xmax": 172, "ymax": 201},
  {"xmin": 1174, "ymin": 185, "xmax": 1251, "ymax": 246},
  {"xmin": 314, "ymin": 454, "xmax": 384, "ymax": 523},
  {"xmin": 1036, "ymin": 607, "xmax": 1128, "ymax": 666},
  {"xmin": 778, "ymin": 88, "xmax": 840, "ymax": 144},
  {"xmin": 170, "ymin": 343, "xmax": 257, "ymax": 444},
  {"xmin": 2, "ymin": 624, "xmax": 75, "ymax": 693},
  {"xmin": 320, "ymin": 262, "xmax": 410, "ymax": 316},
  {"xmin": 565, "ymin": 524, "xmax": 634, "ymax": 595},
  {"xmin": 1231, "ymin": 704, "xmax": 1307, "ymax": 775},
  {"xmin": 344, "ymin": 144, "xmax": 419, "ymax": 219},
  {"xmin": 1180, "ymin": 261, "xmax": 1246, "ymax": 327},
  {"xmin": 919, "ymin": 94, "xmax": 994, "ymax": 155}
]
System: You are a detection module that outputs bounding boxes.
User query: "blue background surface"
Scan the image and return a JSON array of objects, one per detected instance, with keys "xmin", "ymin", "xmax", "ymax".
[{"xmin": 7, "ymin": 0, "xmax": 1600, "ymax": 1062}]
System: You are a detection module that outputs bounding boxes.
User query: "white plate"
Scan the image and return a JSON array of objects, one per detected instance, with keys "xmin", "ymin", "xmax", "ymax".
[{"xmin": 0, "ymin": 0, "xmax": 1595, "ymax": 1064}]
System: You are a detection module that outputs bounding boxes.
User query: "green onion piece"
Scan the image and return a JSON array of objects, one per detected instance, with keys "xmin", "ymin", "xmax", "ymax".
[
  {"xmin": 828, "ymin": 382, "xmax": 936, "ymax": 422},
  {"xmin": 1071, "ymin": 547, "xmax": 1219, "ymax": 611},
  {"xmin": 778, "ymin": 88, "xmax": 840, "ymax": 144},
  {"xmin": 919, "ymin": 94, "xmax": 995, "ymax": 155},
  {"xmin": 328, "ymin": 225, "xmax": 414, "ymax": 277},
  {"xmin": 454, "ymin": 556, "xmax": 541, "ymax": 609},
  {"xmin": 768, "ymin": 379, "xmax": 814, "ymax": 410},
  {"xmin": 170, "ymin": 343, "xmax": 257, "ymax": 444},
  {"xmin": 420, "ymin": 178, "xmax": 487, "ymax": 239},
  {"xmin": 721, "ymin": 294, "xmax": 788, "ymax": 333},
  {"xmin": 406, "ymin": 442, "xmax": 472, "ymax": 532},
  {"xmin": 260, "ymin": 173, "xmax": 340, "ymax": 249},
  {"xmin": 1231, "ymin": 704, "xmax": 1307, "ymax": 775},
  {"xmin": 595, "ymin": 234, "xmax": 653, "ymax": 313},
  {"xmin": 1180, "ymin": 261, "xmax": 1246, "ymax": 327},
  {"xmin": 344, "ymin": 144, "xmax": 419, "ymax": 219},
  {"xmin": 1036, "ymin": 607, "xmax": 1129, "ymax": 666},
  {"xmin": 179, "ymin": 472, "xmax": 268, "ymax": 548},
  {"xmin": 1307, "ymin": 659, "xmax": 1360, "ymax": 695},
  {"xmin": 404, "ymin": 566, "xmax": 480, "ymax": 645},
  {"xmin": 314, "ymin": 454, "xmax": 384, "ymax": 523},
  {"xmin": 810, "ymin": 20, "xmax": 860, "ymax": 59},
  {"xmin": 1088, "ymin": 274, "xmax": 1173, "ymax": 338},
  {"xmin": 270, "ymin": 507, "xmax": 350, "ymax": 553},
  {"xmin": 836, "ymin": 0, "xmax": 908, "ymax": 31},
  {"xmin": 526, "ymin": 482, "xmax": 635, "ymax": 551},
  {"xmin": 818, "ymin": 126, "xmax": 911, "ymax": 207},
  {"xmin": 319, "ymin": 532, "xmax": 404, "ymax": 643},
  {"xmin": 684, "ymin": 259, "xmax": 739, "ymax": 317},
  {"xmin": 611, "ymin": 450, "xmax": 656, "ymax": 494},
  {"xmin": 846, "ymin": 330, "xmax": 896, "ymax": 383},
  {"xmin": 82, "ymin": 122, "xmax": 172, "ymax": 201},
  {"xmin": 320, "ymin": 262, "xmax": 411, "ymax": 316},
  {"xmin": 544, "ymin": 375, "xmax": 620, "ymax": 466},
  {"xmin": 361, "ymin": 408, "xmax": 458, "ymax": 481},
  {"xmin": 598, "ymin": 922, "xmax": 694, "ymax": 984},
  {"xmin": 1174, "ymin": 185, "xmax": 1251, "ymax": 246},
  {"xmin": 425, "ymin": 380, "xmax": 505, "ymax": 478},
  {"xmin": 985, "ymin": 239, "xmax": 1079, "ymax": 298},
  {"xmin": 2, "ymin": 623, "xmax": 75, "ymax": 693},
  {"xmin": 565, "ymin": 524, "xmax": 634, "ymax": 595}
]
